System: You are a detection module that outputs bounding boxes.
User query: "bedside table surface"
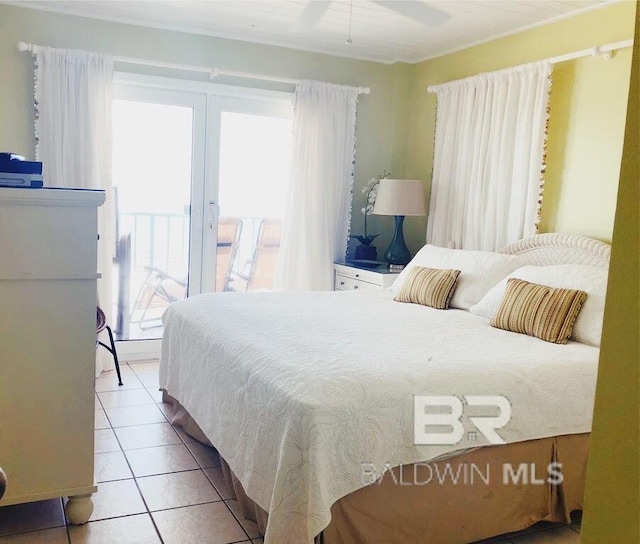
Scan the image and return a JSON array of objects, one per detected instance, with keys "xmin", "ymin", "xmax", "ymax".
[{"xmin": 335, "ymin": 260, "xmax": 399, "ymax": 274}]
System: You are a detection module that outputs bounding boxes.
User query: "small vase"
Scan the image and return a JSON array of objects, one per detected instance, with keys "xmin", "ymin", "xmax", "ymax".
[{"xmin": 354, "ymin": 245, "xmax": 377, "ymax": 261}]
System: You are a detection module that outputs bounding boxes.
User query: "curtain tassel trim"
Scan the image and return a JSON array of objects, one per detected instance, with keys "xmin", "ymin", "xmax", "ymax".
[
  {"xmin": 33, "ymin": 53, "xmax": 40, "ymax": 159},
  {"xmin": 535, "ymin": 72, "xmax": 553, "ymax": 233}
]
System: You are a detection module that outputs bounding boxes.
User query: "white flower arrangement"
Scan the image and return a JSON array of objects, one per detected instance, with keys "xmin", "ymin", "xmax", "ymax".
[{"xmin": 351, "ymin": 171, "xmax": 390, "ymax": 246}]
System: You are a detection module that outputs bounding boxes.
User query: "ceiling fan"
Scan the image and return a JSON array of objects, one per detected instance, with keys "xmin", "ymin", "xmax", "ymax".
[{"xmin": 295, "ymin": 0, "xmax": 451, "ymax": 31}]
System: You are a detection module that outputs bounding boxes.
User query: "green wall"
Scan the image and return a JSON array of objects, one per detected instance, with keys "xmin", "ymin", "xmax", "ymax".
[
  {"xmin": 581, "ymin": 4, "xmax": 640, "ymax": 542},
  {"xmin": 0, "ymin": 3, "xmax": 411, "ymax": 256},
  {"xmin": 406, "ymin": 1, "xmax": 635, "ymax": 251}
]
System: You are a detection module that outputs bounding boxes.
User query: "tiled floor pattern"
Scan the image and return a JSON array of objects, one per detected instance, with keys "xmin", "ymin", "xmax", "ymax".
[{"xmin": 0, "ymin": 361, "xmax": 582, "ymax": 544}]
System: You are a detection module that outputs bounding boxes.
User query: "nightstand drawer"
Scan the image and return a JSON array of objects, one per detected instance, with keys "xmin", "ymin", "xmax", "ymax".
[
  {"xmin": 333, "ymin": 263, "xmax": 400, "ymax": 291},
  {"xmin": 335, "ymin": 274, "xmax": 378, "ymax": 291}
]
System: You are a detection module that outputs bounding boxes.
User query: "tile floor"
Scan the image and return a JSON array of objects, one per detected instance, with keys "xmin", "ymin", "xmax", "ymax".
[{"xmin": 0, "ymin": 360, "xmax": 582, "ymax": 544}]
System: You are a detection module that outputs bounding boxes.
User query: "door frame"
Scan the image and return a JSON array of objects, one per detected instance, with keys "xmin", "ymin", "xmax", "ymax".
[{"xmin": 112, "ymin": 73, "xmax": 293, "ymax": 360}]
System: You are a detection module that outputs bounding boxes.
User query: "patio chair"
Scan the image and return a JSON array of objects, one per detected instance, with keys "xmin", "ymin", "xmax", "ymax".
[
  {"xmin": 230, "ymin": 218, "xmax": 281, "ymax": 292},
  {"xmin": 215, "ymin": 217, "xmax": 243, "ymax": 292},
  {"xmin": 130, "ymin": 267, "xmax": 187, "ymax": 330},
  {"xmin": 130, "ymin": 217, "xmax": 242, "ymax": 329}
]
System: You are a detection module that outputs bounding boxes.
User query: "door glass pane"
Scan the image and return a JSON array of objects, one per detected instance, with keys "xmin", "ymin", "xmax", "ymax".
[
  {"xmin": 112, "ymin": 99, "xmax": 193, "ymax": 341},
  {"xmin": 216, "ymin": 112, "xmax": 292, "ymax": 293}
]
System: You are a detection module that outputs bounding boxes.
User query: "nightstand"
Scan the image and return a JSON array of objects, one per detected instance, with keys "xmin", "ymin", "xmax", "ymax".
[{"xmin": 333, "ymin": 262, "xmax": 401, "ymax": 291}]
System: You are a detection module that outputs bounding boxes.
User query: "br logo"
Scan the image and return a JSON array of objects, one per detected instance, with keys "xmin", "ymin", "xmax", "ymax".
[{"xmin": 414, "ymin": 395, "xmax": 511, "ymax": 445}]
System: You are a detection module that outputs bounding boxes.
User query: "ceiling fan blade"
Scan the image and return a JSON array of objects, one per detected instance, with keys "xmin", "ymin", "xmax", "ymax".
[
  {"xmin": 372, "ymin": 0, "xmax": 451, "ymax": 27},
  {"xmin": 295, "ymin": 0, "xmax": 332, "ymax": 31}
]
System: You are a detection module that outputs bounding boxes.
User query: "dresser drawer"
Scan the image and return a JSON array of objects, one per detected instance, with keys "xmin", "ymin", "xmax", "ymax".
[{"xmin": 335, "ymin": 274, "xmax": 379, "ymax": 291}]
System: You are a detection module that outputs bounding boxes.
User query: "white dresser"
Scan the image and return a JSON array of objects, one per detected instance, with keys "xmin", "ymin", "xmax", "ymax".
[
  {"xmin": 0, "ymin": 187, "xmax": 105, "ymax": 524},
  {"xmin": 333, "ymin": 262, "xmax": 400, "ymax": 291}
]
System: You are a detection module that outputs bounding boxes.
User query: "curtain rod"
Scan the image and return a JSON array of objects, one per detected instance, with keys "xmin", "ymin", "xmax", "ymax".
[
  {"xmin": 427, "ymin": 38, "xmax": 633, "ymax": 93},
  {"xmin": 210, "ymin": 67, "xmax": 371, "ymax": 94},
  {"xmin": 16, "ymin": 41, "xmax": 371, "ymax": 95}
]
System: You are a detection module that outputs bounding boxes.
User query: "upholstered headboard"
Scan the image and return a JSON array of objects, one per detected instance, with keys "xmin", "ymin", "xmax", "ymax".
[{"xmin": 498, "ymin": 233, "xmax": 611, "ymax": 268}]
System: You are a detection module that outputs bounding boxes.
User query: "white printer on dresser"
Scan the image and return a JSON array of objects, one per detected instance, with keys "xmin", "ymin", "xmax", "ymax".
[{"xmin": 0, "ymin": 187, "xmax": 105, "ymax": 524}]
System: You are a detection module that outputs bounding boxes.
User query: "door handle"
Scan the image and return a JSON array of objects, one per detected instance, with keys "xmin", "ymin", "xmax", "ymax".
[{"xmin": 208, "ymin": 201, "xmax": 218, "ymax": 229}]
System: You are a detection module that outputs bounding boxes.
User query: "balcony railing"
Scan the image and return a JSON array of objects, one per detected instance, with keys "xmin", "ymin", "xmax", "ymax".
[
  {"xmin": 119, "ymin": 211, "xmax": 190, "ymax": 279},
  {"xmin": 113, "ymin": 212, "xmax": 280, "ymax": 341}
]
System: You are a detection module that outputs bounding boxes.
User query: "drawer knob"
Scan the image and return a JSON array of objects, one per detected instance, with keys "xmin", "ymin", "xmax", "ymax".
[
  {"xmin": 340, "ymin": 281, "xmax": 345, "ymax": 285},
  {"xmin": 355, "ymin": 274, "xmax": 360, "ymax": 278},
  {"xmin": 354, "ymin": 285, "xmax": 359, "ymax": 289}
]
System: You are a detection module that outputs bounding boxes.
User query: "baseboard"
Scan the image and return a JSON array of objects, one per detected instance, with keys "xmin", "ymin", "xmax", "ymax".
[{"xmin": 116, "ymin": 339, "xmax": 161, "ymax": 362}]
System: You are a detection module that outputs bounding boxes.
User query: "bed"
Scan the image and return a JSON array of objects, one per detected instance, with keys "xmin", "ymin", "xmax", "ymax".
[{"xmin": 159, "ymin": 233, "xmax": 610, "ymax": 544}]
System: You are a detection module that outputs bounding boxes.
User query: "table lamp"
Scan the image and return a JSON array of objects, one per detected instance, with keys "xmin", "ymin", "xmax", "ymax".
[{"xmin": 372, "ymin": 179, "xmax": 426, "ymax": 270}]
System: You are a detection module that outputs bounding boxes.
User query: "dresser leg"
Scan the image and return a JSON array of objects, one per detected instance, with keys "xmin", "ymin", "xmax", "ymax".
[{"xmin": 65, "ymin": 493, "xmax": 94, "ymax": 524}]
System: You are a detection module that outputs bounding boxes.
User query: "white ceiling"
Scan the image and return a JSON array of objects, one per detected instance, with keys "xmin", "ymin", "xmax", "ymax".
[{"xmin": 8, "ymin": 0, "xmax": 613, "ymax": 64}]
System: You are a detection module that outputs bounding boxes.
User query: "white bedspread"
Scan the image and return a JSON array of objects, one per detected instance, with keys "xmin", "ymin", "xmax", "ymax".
[{"xmin": 160, "ymin": 289, "xmax": 599, "ymax": 544}]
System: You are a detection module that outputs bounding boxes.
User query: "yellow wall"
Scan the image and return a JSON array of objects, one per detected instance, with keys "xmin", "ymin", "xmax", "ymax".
[
  {"xmin": 405, "ymin": 1, "xmax": 635, "ymax": 252},
  {"xmin": 581, "ymin": 4, "xmax": 639, "ymax": 542}
]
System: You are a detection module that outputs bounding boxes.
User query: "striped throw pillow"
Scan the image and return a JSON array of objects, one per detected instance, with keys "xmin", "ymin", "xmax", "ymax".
[
  {"xmin": 394, "ymin": 266, "xmax": 461, "ymax": 310},
  {"xmin": 491, "ymin": 278, "xmax": 588, "ymax": 344}
]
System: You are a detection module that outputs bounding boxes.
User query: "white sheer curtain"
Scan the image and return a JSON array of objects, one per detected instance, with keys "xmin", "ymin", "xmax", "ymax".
[
  {"xmin": 34, "ymin": 46, "xmax": 115, "ymax": 376},
  {"xmin": 276, "ymin": 80, "xmax": 359, "ymax": 291},
  {"xmin": 427, "ymin": 61, "xmax": 552, "ymax": 251}
]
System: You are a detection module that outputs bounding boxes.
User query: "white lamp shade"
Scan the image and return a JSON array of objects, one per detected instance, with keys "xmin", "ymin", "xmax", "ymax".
[{"xmin": 372, "ymin": 179, "xmax": 426, "ymax": 216}]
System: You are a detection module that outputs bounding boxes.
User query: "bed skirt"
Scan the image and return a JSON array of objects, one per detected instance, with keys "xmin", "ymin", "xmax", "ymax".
[{"xmin": 164, "ymin": 391, "xmax": 588, "ymax": 544}]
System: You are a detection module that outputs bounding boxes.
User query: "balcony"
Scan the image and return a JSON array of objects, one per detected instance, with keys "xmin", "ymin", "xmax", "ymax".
[{"xmin": 112, "ymin": 212, "xmax": 280, "ymax": 341}]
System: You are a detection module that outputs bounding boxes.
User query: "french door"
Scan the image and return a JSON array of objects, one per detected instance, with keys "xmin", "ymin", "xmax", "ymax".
[
  {"xmin": 112, "ymin": 75, "xmax": 293, "ymax": 357},
  {"xmin": 202, "ymin": 96, "xmax": 293, "ymax": 295}
]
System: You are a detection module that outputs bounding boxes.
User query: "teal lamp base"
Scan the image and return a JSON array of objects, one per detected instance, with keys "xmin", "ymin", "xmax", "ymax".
[{"xmin": 383, "ymin": 215, "xmax": 411, "ymax": 270}]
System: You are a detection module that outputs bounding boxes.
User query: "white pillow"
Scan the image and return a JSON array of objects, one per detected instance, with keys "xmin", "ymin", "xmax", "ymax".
[
  {"xmin": 391, "ymin": 245, "xmax": 524, "ymax": 310},
  {"xmin": 469, "ymin": 264, "xmax": 609, "ymax": 346}
]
